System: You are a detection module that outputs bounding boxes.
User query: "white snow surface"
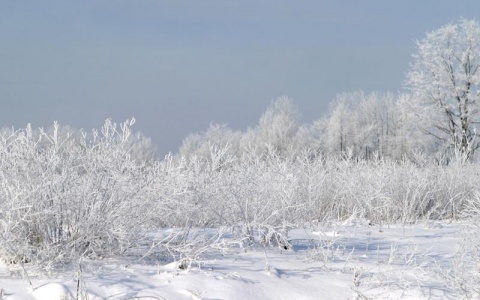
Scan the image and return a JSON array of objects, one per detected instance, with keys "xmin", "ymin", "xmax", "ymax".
[{"xmin": 0, "ymin": 221, "xmax": 471, "ymax": 299}]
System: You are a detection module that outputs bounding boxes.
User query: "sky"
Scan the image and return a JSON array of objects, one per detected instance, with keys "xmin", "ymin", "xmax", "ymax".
[{"xmin": 1, "ymin": 1, "xmax": 479, "ymax": 155}]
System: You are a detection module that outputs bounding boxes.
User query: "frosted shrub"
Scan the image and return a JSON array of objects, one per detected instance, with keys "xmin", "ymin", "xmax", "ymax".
[
  {"xmin": 0, "ymin": 120, "xmax": 160, "ymax": 267},
  {"xmin": 166, "ymin": 144, "xmax": 480, "ymax": 237},
  {"xmin": 301, "ymin": 156, "xmax": 478, "ymax": 224}
]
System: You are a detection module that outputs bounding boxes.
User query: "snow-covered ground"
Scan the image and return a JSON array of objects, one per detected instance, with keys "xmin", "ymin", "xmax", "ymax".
[{"xmin": 0, "ymin": 221, "xmax": 474, "ymax": 300}]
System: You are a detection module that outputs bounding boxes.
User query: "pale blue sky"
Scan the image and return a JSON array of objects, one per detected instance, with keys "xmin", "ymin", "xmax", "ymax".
[{"xmin": 1, "ymin": 1, "xmax": 479, "ymax": 154}]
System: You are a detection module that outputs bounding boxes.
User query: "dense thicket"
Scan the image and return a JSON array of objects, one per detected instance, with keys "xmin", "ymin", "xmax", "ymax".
[{"xmin": 2, "ymin": 119, "xmax": 480, "ymax": 268}]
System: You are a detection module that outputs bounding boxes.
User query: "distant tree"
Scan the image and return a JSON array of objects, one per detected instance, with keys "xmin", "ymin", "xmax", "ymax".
[
  {"xmin": 178, "ymin": 97, "xmax": 301, "ymax": 160},
  {"xmin": 396, "ymin": 93, "xmax": 446, "ymax": 159},
  {"xmin": 179, "ymin": 123, "xmax": 241, "ymax": 159},
  {"xmin": 317, "ymin": 91, "xmax": 404, "ymax": 160},
  {"xmin": 323, "ymin": 96, "xmax": 351, "ymax": 156},
  {"xmin": 255, "ymin": 96, "xmax": 300, "ymax": 156},
  {"xmin": 405, "ymin": 19, "xmax": 480, "ymax": 160}
]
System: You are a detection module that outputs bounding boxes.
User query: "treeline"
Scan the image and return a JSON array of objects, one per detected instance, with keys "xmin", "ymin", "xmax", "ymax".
[{"xmin": 179, "ymin": 92, "xmax": 442, "ymax": 163}]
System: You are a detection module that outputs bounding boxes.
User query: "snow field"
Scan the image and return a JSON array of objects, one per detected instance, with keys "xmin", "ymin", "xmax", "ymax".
[{"xmin": 0, "ymin": 221, "xmax": 474, "ymax": 300}]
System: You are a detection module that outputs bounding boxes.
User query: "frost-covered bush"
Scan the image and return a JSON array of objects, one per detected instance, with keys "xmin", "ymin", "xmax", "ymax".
[
  {"xmin": 299, "ymin": 156, "xmax": 476, "ymax": 224},
  {"xmin": 0, "ymin": 119, "xmax": 160, "ymax": 266},
  {"xmin": 155, "ymin": 145, "xmax": 480, "ymax": 249},
  {"xmin": 163, "ymin": 149, "xmax": 480, "ymax": 229}
]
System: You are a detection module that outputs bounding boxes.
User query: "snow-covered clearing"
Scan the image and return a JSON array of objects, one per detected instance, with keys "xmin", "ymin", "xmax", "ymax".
[{"xmin": 0, "ymin": 221, "xmax": 473, "ymax": 300}]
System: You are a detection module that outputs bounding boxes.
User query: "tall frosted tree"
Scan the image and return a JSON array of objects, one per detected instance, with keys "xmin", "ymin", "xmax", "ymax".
[{"xmin": 406, "ymin": 19, "xmax": 480, "ymax": 159}]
